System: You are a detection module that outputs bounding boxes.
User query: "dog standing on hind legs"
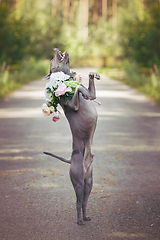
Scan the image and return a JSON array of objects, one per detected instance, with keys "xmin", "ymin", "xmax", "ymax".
[{"xmin": 44, "ymin": 48, "xmax": 100, "ymax": 225}]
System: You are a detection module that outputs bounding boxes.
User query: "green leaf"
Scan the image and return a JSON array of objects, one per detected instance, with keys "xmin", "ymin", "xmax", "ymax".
[
  {"xmin": 64, "ymin": 80, "xmax": 79, "ymax": 89},
  {"xmin": 65, "ymin": 94, "xmax": 69, "ymax": 104},
  {"xmin": 69, "ymin": 71, "xmax": 77, "ymax": 79},
  {"xmin": 51, "ymin": 93, "xmax": 55, "ymax": 105},
  {"xmin": 46, "ymin": 87, "xmax": 52, "ymax": 94}
]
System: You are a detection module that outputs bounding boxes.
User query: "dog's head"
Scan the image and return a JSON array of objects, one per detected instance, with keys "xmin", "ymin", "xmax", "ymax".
[{"xmin": 44, "ymin": 48, "xmax": 70, "ymax": 80}]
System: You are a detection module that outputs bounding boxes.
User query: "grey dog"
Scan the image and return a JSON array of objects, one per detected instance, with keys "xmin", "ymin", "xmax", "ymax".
[{"xmin": 44, "ymin": 48, "xmax": 100, "ymax": 225}]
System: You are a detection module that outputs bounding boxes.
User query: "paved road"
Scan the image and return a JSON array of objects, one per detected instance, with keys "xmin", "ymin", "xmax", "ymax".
[{"xmin": 0, "ymin": 68, "xmax": 160, "ymax": 240}]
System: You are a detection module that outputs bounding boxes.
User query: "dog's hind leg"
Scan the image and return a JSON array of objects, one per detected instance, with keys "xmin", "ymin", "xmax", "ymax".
[
  {"xmin": 75, "ymin": 182, "xmax": 85, "ymax": 225},
  {"xmin": 69, "ymin": 151, "xmax": 85, "ymax": 225},
  {"xmin": 82, "ymin": 165, "xmax": 93, "ymax": 221},
  {"xmin": 70, "ymin": 173, "xmax": 85, "ymax": 225}
]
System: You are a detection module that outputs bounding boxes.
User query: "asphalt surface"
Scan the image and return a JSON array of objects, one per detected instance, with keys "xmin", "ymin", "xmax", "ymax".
[{"xmin": 0, "ymin": 68, "xmax": 160, "ymax": 240}]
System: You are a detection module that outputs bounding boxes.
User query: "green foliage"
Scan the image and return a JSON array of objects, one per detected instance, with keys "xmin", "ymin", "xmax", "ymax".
[
  {"xmin": 0, "ymin": 0, "xmax": 65, "ymax": 98},
  {"xmin": 0, "ymin": 58, "xmax": 49, "ymax": 99},
  {"xmin": 64, "ymin": 80, "xmax": 79, "ymax": 92},
  {"xmin": 120, "ymin": 3, "xmax": 160, "ymax": 68},
  {"xmin": 0, "ymin": 3, "xmax": 30, "ymax": 65},
  {"xmin": 0, "ymin": 0, "xmax": 160, "ymax": 101},
  {"xmin": 99, "ymin": 64, "xmax": 160, "ymax": 104},
  {"xmin": 89, "ymin": 18, "xmax": 115, "ymax": 56},
  {"xmin": 98, "ymin": 67, "xmax": 125, "ymax": 80},
  {"xmin": 0, "ymin": 1, "xmax": 65, "ymax": 65},
  {"xmin": 26, "ymin": 14, "xmax": 64, "ymax": 60}
]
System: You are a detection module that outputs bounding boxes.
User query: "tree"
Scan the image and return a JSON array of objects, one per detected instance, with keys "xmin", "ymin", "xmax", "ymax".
[
  {"xmin": 0, "ymin": 2, "xmax": 30, "ymax": 65},
  {"xmin": 102, "ymin": 0, "xmax": 108, "ymax": 19},
  {"xmin": 121, "ymin": 2, "xmax": 160, "ymax": 68}
]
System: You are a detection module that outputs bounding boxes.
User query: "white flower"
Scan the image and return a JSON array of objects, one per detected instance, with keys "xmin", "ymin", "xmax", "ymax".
[
  {"xmin": 45, "ymin": 72, "xmax": 70, "ymax": 89},
  {"xmin": 54, "ymin": 111, "xmax": 59, "ymax": 118},
  {"xmin": 42, "ymin": 103, "xmax": 50, "ymax": 116},
  {"xmin": 44, "ymin": 89, "xmax": 52, "ymax": 102},
  {"xmin": 49, "ymin": 75, "xmax": 58, "ymax": 89},
  {"xmin": 42, "ymin": 71, "xmax": 73, "ymax": 122},
  {"xmin": 50, "ymin": 71, "xmax": 70, "ymax": 85},
  {"xmin": 45, "ymin": 81, "xmax": 54, "ymax": 91}
]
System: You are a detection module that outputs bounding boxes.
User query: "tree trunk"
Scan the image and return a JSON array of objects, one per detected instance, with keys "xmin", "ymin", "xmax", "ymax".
[
  {"xmin": 79, "ymin": 0, "xmax": 88, "ymax": 44},
  {"xmin": 102, "ymin": 56, "xmax": 107, "ymax": 67},
  {"xmin": 52, "ymin": 0, "xmax": 58, "ymax": 16},
  {"xmin": 69, "ymin": 0, "xmax": 76, "ymax": 23},
  {"xmin": 112, "ymin": 0, "xmax": 117, "ymax": 67},
  {"xmin": 63, "ymin": 0, "xmax": 70, "ymax": 24},
  {"xmin": 130, "ymin": 0, "xmax": 135, "ymax": 22},
  {"xmin": 102, "ymin": 0, "xmax": 108, "ymax": 19},
  {"xmin": 92, "ymin": 0, "xmax": 99, "ymax": 25},
  {"xmin": 112, "ymin": 0, "xmax": 117, "ymax": 38},
  {"xmin": 84, "ymin": 0, "xmax": 88, "ymax": 44}
]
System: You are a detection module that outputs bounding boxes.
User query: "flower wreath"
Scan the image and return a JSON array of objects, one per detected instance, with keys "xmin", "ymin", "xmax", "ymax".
[{"xmin": 42, "ymin": 71, "xmax": 84, "ymax": 122}]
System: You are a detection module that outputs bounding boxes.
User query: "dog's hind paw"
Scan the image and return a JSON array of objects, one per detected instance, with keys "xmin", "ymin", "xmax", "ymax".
[
  {"xmin": 83, "ymin": 216, "xmax": 91, "ymax": 221},
  {"xmin": 77, "ymin": 220, "xmax": 85, "ymax": 225}
]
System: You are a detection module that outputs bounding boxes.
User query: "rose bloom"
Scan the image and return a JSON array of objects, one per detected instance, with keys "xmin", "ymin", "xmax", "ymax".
[
  {"xmin": 49, "ymin": 106, "xmax": 55, "ymax": 114},
  {"xmin": 55, "ymin": 83, "xmax": 72, "ymax": 97},
  {"xmin": 74, "ymin": 73, "xmax": 84, "ymax": 84},
  {"xmin": 52, "ymin": 110, "xmax": 60, "ymax": 122},
  {"xmin": 53, "ymin": 116, "xmax": 60, "ymax": 122},
  {"xmin": 42, "ymin": 103, "xmax": 50, "ymax": 116}
]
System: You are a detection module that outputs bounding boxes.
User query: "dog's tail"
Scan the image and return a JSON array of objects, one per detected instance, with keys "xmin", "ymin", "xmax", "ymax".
[{"xmin": 44, "ymin": 152, "xmax": 71, "ymax": 164}]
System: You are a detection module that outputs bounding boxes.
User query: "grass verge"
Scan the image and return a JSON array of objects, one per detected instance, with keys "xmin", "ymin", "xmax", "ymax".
[
  {"xmin": 98, "ymin": 66, "xmax": 160, "ymax": 104},
  {"xmin": 0, "ymin": 58, "xmax": 50, "ymax": 100}
]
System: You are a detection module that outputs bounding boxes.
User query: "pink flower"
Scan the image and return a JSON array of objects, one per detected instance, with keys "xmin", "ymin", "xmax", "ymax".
[
  {"xmin": 53, "ymin": 116, "xmax": 60, "ymax": 122},
  {"xmin": 49, "ymin": 106, "xmax": 54, "ymax": 114},
  {"xmin": 52, "ymin": 110, "xmax": 60, "ymax": 122},
  {"xmin": 55, "ymin": 83, "xmax": 72, "ymax": 97},
  {"xmin": 74, "ymin": 73, "xmax": 84, "ymax": 84},
  {"xmin": 42, "ymin": 103, "xmax": 50, "ymax": 116}
]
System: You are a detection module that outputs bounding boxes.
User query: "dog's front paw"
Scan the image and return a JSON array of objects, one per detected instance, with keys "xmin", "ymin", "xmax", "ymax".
[
  {"xmin": 89, "ymin": 72, "xmax": 95, "ymax": 79},
  {"xmin": 89, "ymin": 72, "xmax": 100, "ymax": 80},
  {"xmin": 94, "ymin": 72, "xmax": 100, "ymax": 80}
]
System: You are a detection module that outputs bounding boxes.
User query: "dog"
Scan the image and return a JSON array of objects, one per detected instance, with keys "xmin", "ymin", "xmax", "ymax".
[{"xmin": 44, "ymin": 48, "xmax": 100, "ymax": 225}]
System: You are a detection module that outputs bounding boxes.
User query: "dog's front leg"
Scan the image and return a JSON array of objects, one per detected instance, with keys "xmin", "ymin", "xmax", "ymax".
[
  {"xmin": 88, "ymin": 72, "xmax": 100, "ymax": 100},
  {"xmin": 67, "ymin": 85, "xmax": 90, "ymax": 111}
]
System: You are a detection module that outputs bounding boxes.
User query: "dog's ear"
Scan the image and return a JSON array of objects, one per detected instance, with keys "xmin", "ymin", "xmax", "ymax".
[{"xmin": 42, "ymin": 73, "xmax": 50, "ymax": 80}]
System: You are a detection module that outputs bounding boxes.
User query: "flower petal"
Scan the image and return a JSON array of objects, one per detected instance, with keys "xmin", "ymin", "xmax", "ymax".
[{"xmin": 53, "ymin": 116, "xmax": 60, "ymax": 122}]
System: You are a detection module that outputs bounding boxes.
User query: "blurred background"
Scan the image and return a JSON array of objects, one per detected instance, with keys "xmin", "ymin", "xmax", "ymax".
[{"xmin": 0, "ymin": 0, "xmax": 160, "ymax": 102}]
